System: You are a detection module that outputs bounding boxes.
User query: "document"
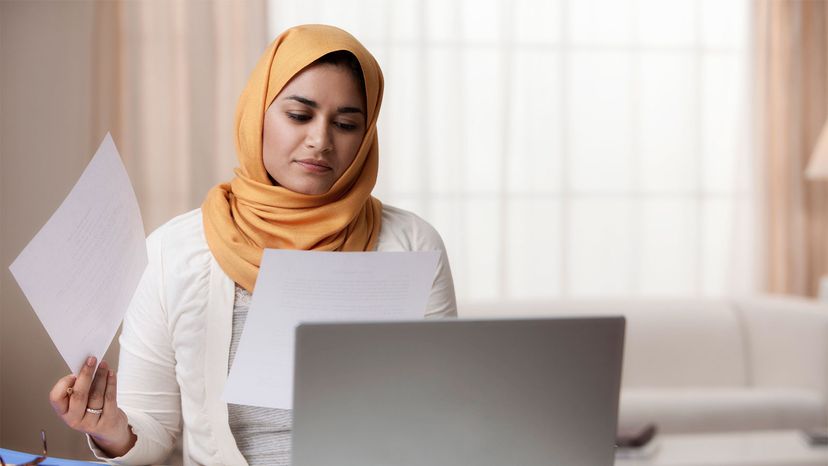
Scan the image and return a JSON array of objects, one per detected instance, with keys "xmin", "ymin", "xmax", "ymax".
[
  {"xmin": 9, "ymin": 133, "xmax": 147, "ymax": 374},
  {"xmin": 223, "ymin": 249, "xmax": 440, "ymax": 409}
]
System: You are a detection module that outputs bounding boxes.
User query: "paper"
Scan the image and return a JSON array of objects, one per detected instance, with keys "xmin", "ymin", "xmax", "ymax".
[
  {"xmin": 223, "ymin": 249, "xmax": 439, "ymax": 409},
  {"xmin": 9, "ymin": 133, "xmax": 147, "ymax": 374}
]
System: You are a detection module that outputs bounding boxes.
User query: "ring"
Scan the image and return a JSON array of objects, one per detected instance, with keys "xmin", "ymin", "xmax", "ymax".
[
  {"xmin": 86, "ymin": 407, "xmax": 103, "ymax": 415},
  {"xmin": 66, "ymin": 387, "xmax": 74, "ymax": 396}
]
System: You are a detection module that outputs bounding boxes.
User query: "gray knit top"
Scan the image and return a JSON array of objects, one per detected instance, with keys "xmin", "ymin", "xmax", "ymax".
[{"xmin": 227, "ymin": 284, "xmax": 292, "ymax": 466}]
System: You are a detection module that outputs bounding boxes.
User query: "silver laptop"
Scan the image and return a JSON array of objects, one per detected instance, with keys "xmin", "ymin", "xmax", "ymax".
[{"xmin": 291, "ymin": 317, "xmax": 625, "ymax": 466}]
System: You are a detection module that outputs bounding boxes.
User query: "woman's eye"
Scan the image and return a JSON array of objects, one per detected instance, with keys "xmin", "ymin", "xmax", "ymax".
[
  {"xmin": 334, "ymin": 121, "xmax": 358, "ymax": 131},
  {"xmin": 286, "ymin": 112, "xmax": 311, "ymax": 122}
]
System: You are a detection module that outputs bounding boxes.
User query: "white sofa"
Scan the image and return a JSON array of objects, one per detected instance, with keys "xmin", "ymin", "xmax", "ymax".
[{"xmin": 460, "ymin": 296, "xmax": 828, "ymax": 434}]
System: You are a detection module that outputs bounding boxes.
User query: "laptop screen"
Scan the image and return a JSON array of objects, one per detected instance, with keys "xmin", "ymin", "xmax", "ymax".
[{"xmin": 291, "ymin": 317, "xmax": 625, "ymax": 466}]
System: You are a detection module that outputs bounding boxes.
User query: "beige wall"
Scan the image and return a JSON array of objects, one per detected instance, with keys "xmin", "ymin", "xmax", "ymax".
[
  {"xmin": 1, "ymin": 1, "xmax": 120, "ymax": 459},
  {"xmin": 1, "ymin": 1, "xmax": 265, "ymax": 457}
]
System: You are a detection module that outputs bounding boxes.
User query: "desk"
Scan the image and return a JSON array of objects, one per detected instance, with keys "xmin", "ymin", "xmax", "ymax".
[{"xmin": 615, "ymin": 430, "xmax": 828, "ymax": 466}]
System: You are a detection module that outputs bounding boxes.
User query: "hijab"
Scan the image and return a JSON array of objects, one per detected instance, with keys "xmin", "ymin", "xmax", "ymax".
[{"xmin": 202, "ymin": 24, "xmax": 384, "ymax": 292}]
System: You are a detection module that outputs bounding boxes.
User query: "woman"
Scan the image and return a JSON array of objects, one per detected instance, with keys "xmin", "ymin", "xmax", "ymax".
[{"xmin": 47, "ymin": 24, "xmax": 456, "ymax": 465}]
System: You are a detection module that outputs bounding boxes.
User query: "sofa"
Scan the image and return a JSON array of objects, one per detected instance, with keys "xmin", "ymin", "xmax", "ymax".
[{"xmin": 459, "ymin": 296, "xmax": 828, "ymax": 434}]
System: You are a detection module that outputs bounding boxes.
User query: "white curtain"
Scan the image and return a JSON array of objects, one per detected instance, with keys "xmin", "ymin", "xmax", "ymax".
[
  {"xmin": 268, "ymin": 0, "xmax": 756, "ymax": 302},
  {"xmin": 98, "ymin": 0, "xmax": 268, "ymax": 232}
]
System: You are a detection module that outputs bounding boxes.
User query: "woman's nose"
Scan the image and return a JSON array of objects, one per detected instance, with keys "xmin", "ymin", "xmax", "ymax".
[{"xmin": 305, "ymin": 120, "xmax": 333, "ymax": 152}]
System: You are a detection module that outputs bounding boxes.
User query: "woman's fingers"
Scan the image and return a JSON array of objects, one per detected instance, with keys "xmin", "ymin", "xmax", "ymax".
[
  {"xmin": 48, "ymin": 374, "xmax": 77, "ymax": 416},
  {"xmin": 86, "ymin": 361, "xmax": 109, "ymax": 409},
  {"xmin": 80, "ymin": 360, "xmax": 109, "ymax": 430},
  {"xmin": 88, "ymin": 367, "xmax": 136, "ymax": 456},
  {"xmin": 98, "ymin": 368, "xmax": 120, "ymax": 428},
  {"xmin": 49, "ymin": 358, "xmax": 128, "ymax": 447},
  {"xmin": 64, "ymin": 356, "xmax": 97, "ymax": 428}
]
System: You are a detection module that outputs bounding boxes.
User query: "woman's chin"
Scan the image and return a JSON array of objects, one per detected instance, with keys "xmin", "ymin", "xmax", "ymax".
[{"xmin": 287, "ymin": 181, "xmax": 332, "ymax": 196}]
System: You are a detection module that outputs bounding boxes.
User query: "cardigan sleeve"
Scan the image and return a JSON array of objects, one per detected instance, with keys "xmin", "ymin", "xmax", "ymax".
[
  {"xmin": 89, "ymin": 226, "xmax": 181, "ymax": 465},
  {"xmin": 378, "ymin": 205, "xmax": 458, "ymax": 319},
  {"xmin": 411, "ymin": 215, "xmax": 457, "ymax": 319},
  {"xmin": 423, "ymin": 231, "xmax": 458, "ymax": 319}
]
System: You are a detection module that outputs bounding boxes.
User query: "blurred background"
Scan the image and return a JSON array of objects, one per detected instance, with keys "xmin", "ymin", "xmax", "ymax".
[{"xmin": 2, "ymin": 0, "xmax": 827, "ymax": 459}]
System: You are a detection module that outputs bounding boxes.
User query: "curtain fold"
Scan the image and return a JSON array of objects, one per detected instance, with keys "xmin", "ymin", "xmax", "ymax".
[
  {"xmin": 756, "ymin": 0, "xmax": 828, "ymax": 296},
  {"xmin": 93, "ymin": 0, "xmax": 267, "ymax": 232}
]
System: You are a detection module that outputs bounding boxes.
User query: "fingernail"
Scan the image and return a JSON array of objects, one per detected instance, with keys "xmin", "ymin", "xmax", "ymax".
[{"xmin": 86, "ymin": 356, "xmax": 95, "ymax": 367}]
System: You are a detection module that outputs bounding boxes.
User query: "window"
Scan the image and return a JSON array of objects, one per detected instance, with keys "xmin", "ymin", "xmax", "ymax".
[{"xmin": 268, "ymin": 0, "xmax": 754, "ymax": 301}]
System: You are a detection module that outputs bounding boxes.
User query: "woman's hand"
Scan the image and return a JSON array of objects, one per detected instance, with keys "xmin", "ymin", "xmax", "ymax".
[{"xmin": 48, "ymin": 357, "xmax": 137, "ymax": 458}]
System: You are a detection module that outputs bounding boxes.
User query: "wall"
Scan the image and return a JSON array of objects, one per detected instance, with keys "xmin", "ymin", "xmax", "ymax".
[{"xmin": 1, "ymin": 1, "xmax": 119, "ymax": 458}]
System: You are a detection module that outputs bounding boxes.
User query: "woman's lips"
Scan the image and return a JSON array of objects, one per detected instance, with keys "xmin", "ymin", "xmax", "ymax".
[{"xmin": 295, "ymin": 159, "xmax": 332, "ymax": 173}]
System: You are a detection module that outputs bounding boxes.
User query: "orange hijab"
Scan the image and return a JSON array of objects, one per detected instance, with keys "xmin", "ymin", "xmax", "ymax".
[{"xmin": 202, "ymin": 25, "xmax": 384, "ymax": 292}]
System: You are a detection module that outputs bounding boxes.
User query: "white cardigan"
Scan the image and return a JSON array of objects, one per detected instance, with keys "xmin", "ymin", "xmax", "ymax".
[{"xmin": 91, "ymin": 206, "xmax": 457, "ymax": 465}]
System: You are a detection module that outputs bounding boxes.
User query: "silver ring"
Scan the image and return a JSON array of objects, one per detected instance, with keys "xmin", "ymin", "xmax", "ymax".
[{"xmin": 86, "ymin": 407, "xmax": 103, "ymax": 415}]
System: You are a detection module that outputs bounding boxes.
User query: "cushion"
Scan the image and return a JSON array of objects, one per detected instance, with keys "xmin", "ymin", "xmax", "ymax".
[
  {"xmin": 620, "ymin": 302, "xmax": 748, "ymax": 388},
  {"xmin": 619, "ymin": 388, "xmax": 826, "ymax": 434}
]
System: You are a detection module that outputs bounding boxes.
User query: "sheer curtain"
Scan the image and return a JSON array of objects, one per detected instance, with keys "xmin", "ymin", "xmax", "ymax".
[
  {"xmin": 269, "ymin": 0, "xmax": 756, "ymax": 302},
  {"xmin": 95, "ymin": 0, "xmax": 268, "ymax": 232},
  {"xmin": 755, "ymin": 0, "xmax": 828, "ymax": 297}
]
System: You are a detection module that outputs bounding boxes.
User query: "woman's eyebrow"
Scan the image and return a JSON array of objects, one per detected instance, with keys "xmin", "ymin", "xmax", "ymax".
[
  {"xmin": 285, "ymin": 95, "xmax": 364, "ymax": 115},
  {"xmin": 285, "ymin": 95, "xmax": 317, "ymax": 108}
]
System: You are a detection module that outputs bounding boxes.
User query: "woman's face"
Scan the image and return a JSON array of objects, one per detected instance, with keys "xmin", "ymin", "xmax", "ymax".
[{"xmin": 263, "ymin": 63, "xmax": 366, "ymax": 195}]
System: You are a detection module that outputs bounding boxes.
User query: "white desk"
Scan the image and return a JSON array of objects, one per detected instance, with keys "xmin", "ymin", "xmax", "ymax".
[{"xmin": 615, "ymin": 430, "xmax": 828, "ymax": 466}]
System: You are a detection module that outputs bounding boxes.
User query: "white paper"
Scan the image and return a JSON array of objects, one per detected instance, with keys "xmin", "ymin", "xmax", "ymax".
[
  {"xmin": 9, "ymin": 133, "xmax": 147, "ymax": 374},
  {"xmin": 223, "ymin": 249, "xmax": 440, "ymax": 409}
]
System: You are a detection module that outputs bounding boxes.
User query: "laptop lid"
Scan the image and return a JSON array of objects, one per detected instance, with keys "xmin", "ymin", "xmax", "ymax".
[{"xmin": 291, "ymin": 317, "xmax": 625, "ymax": 466}]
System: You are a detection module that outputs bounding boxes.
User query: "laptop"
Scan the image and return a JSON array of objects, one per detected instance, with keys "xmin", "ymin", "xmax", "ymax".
[{"xmin": 291, "ymin": 317, "xmax": 625, "ymax": 466}]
